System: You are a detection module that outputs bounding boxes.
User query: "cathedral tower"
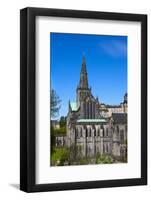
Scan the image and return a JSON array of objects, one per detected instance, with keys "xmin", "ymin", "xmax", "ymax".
[{"xmin": 76, "ymin": 56, "xmax": 91, "ymax": 107}]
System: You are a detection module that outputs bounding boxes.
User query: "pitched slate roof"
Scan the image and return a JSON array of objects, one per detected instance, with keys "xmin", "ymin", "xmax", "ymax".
[
  {"xmin": 112, "ymin": 113, "xmax": 127, "ymax": 124},
  {"xmin": 106, "ymin": 105, "xmax": 121, "ymax": 108},
  {"xmin": 77, "ymin": 119, "xmax": 106, "ymax": 123}
]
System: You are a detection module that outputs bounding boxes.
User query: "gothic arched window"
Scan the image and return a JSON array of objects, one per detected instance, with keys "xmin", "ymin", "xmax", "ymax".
[
  {"xmin": 106, "ymin": 128, "xmax": 108, "ymax": 137},
  {"xmin": 120, "ymin": 130, "xmax": 124, "ymax": 144},
  {"xmin": 116, "ymin": 126, "xmax": 119, "ymax": 140},
  {"xmin": 97, "ymin": 128, "xmax": 100, "ymax": 137},
  {"xmin": 89, "ymin": 127, "xmax": 91, "ymax": 137},
  {"xmin": 90, "ymin": 102, "xmax": 93, "ymax": 119},
  {"xmin": 102, "ymin": 126, "xmax": 105, "ymax": 137},
  {"xmin": 84, "ymin": 103, "xmax": 86, "ymax": 118},
  {"xmin": 76, "ymin": 127, "xmax": 78, "ymax": 138},
  {"xmin": 80, "ymin": 127, "xmax": 83, "ymax": 137},
  {"xmin": 86, "ymin": 127, "xmax": 88, "ymax": 137},
  {"xmin": 81, "ymin": 128, "xmax": 83, "ymax": 137},
  {"xmin": 94, "ymin": 127, "xmax": 96, "ymax": 137}
]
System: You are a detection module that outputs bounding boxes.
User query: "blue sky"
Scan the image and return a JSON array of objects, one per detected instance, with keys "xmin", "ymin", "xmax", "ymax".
[{"xmin": 50, "ymin": 33, "xmax": 127, "ymax": 119}]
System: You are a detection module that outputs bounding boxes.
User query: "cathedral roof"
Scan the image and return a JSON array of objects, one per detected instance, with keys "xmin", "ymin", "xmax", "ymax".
[
  {"xmin": 112, "ymin": 113, "xmax": 127, "ymax": 124},
  {"xmin": 77, "ymin": 119, "xmax": 106, "ymax": 123}
]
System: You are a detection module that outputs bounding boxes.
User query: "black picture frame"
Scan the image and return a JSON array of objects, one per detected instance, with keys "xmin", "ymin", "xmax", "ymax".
[{"xmin": 20, "ymin": 7, "xmax": 147, "ymax": 192}]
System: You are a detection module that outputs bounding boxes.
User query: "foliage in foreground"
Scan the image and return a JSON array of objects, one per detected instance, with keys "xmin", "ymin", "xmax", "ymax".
[
  {"xmin": 51, "ymin": 126, "xmax": 66, "ymax": 135},
  {"xmin": 96, "ymin": 153, "xmax": 114, "ymax": 164},
  {"xmin": 51, "ymin": 147, "xmax": 69, "ymax": 166},
  {"xmin": 51, "ymin": 146, "xmax": 116, "ymax": 166}
]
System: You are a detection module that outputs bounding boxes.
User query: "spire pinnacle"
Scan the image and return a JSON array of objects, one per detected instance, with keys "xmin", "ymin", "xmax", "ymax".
[
  {"xmin": 68, "ymin": 100, "xmax": 71, "ymax": 111},
  {"xmin": 82, "ymin": 52, "xmax": 86, "ymax": 63},
  {"xmin": 79, "ymin": 55, "xmax": 89, "ymax": 89},
  {"xmin": 81, "ymin": 54, "xmax": 87, "ymax": 74}
]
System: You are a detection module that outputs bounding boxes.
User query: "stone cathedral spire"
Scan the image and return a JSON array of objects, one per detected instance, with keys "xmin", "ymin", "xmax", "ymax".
[
  {"xmin": 78, "ymin": 56, "xmax": 89, "ymax": 89},
  {"xmin": 76, "ymin": 56, "xmax": 91, "ymax": 108}
]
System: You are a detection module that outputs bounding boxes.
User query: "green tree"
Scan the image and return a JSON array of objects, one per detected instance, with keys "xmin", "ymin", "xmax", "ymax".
[
  {"xmin": 50, "ymin": 89, "xmax": 61, "ymax": 119},
  {"xmin": 60, "ymin": 116, "xmax": 66, "ymax": 128}
]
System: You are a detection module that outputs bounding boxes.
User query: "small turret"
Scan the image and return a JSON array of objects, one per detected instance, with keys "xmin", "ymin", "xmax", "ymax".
[
  {"xmin": 96, "ymin": 96, "xmax": 99, "ymax": 102},
  {"xmin": 68, "ymin": 100, "xmax": 71, "ymax": 112},
  {"xmin": 124, "ymin": 93, "xmax": 127, "ymax": 104}
]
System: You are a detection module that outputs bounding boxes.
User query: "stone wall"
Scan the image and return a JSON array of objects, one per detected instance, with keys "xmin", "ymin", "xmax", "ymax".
[{"xmin": 66, "ymin": 123, "xmax": 127, "ymax": 159}]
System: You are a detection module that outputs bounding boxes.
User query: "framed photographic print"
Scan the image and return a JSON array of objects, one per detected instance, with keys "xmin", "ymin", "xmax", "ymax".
[{"xmin": 20, "ymin": 7, "xmax": 147, "ymax": 192}]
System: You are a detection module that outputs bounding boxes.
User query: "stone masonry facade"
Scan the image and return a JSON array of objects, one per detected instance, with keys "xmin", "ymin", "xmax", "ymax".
[{"xmin": 65, "ymin": 56, "xmax": 127, "ymax": 160}]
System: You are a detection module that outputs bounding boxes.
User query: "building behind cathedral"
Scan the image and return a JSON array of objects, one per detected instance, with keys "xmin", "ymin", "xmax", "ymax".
[{"xmin": 53, "ymin": 56, "xmax": 127, "ymax": 165}]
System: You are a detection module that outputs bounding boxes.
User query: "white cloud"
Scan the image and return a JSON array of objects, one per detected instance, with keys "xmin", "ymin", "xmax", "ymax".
[{"xmin": 99, "ymin": 39, "xmax": 127, "ymax": 58}]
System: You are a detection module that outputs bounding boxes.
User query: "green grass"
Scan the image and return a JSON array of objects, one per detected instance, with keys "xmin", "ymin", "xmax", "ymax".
[{"xmin": 51, "ymin": 147, "xmax": 69, "ymax": 166}]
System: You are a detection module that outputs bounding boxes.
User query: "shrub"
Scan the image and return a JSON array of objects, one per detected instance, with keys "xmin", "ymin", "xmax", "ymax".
[
  {"xmin": 96, "ymin": 153, "xmax": 113, "ymax": 164},
  {"xmin": 51, "ymin": 147, "xmax": 69, "ymax": 166},
  {"xmin": 51, "ymin": 126, "xmax": 66, "ymax": 135}
]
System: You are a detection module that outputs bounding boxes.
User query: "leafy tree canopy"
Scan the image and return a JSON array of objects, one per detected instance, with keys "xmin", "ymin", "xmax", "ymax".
[
  {"xmin": 60, "ymin": 116, "xmax": 66, "ymax": 127},
  {"xmin": 50, "ymin": 89, "xmax": 61, "ymax": 119}
]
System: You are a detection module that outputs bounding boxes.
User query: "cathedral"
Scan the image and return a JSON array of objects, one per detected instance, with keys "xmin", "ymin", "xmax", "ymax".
[{"xmin": 66, "ymin": 56, "xmax": 127, "ymax": 161}]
